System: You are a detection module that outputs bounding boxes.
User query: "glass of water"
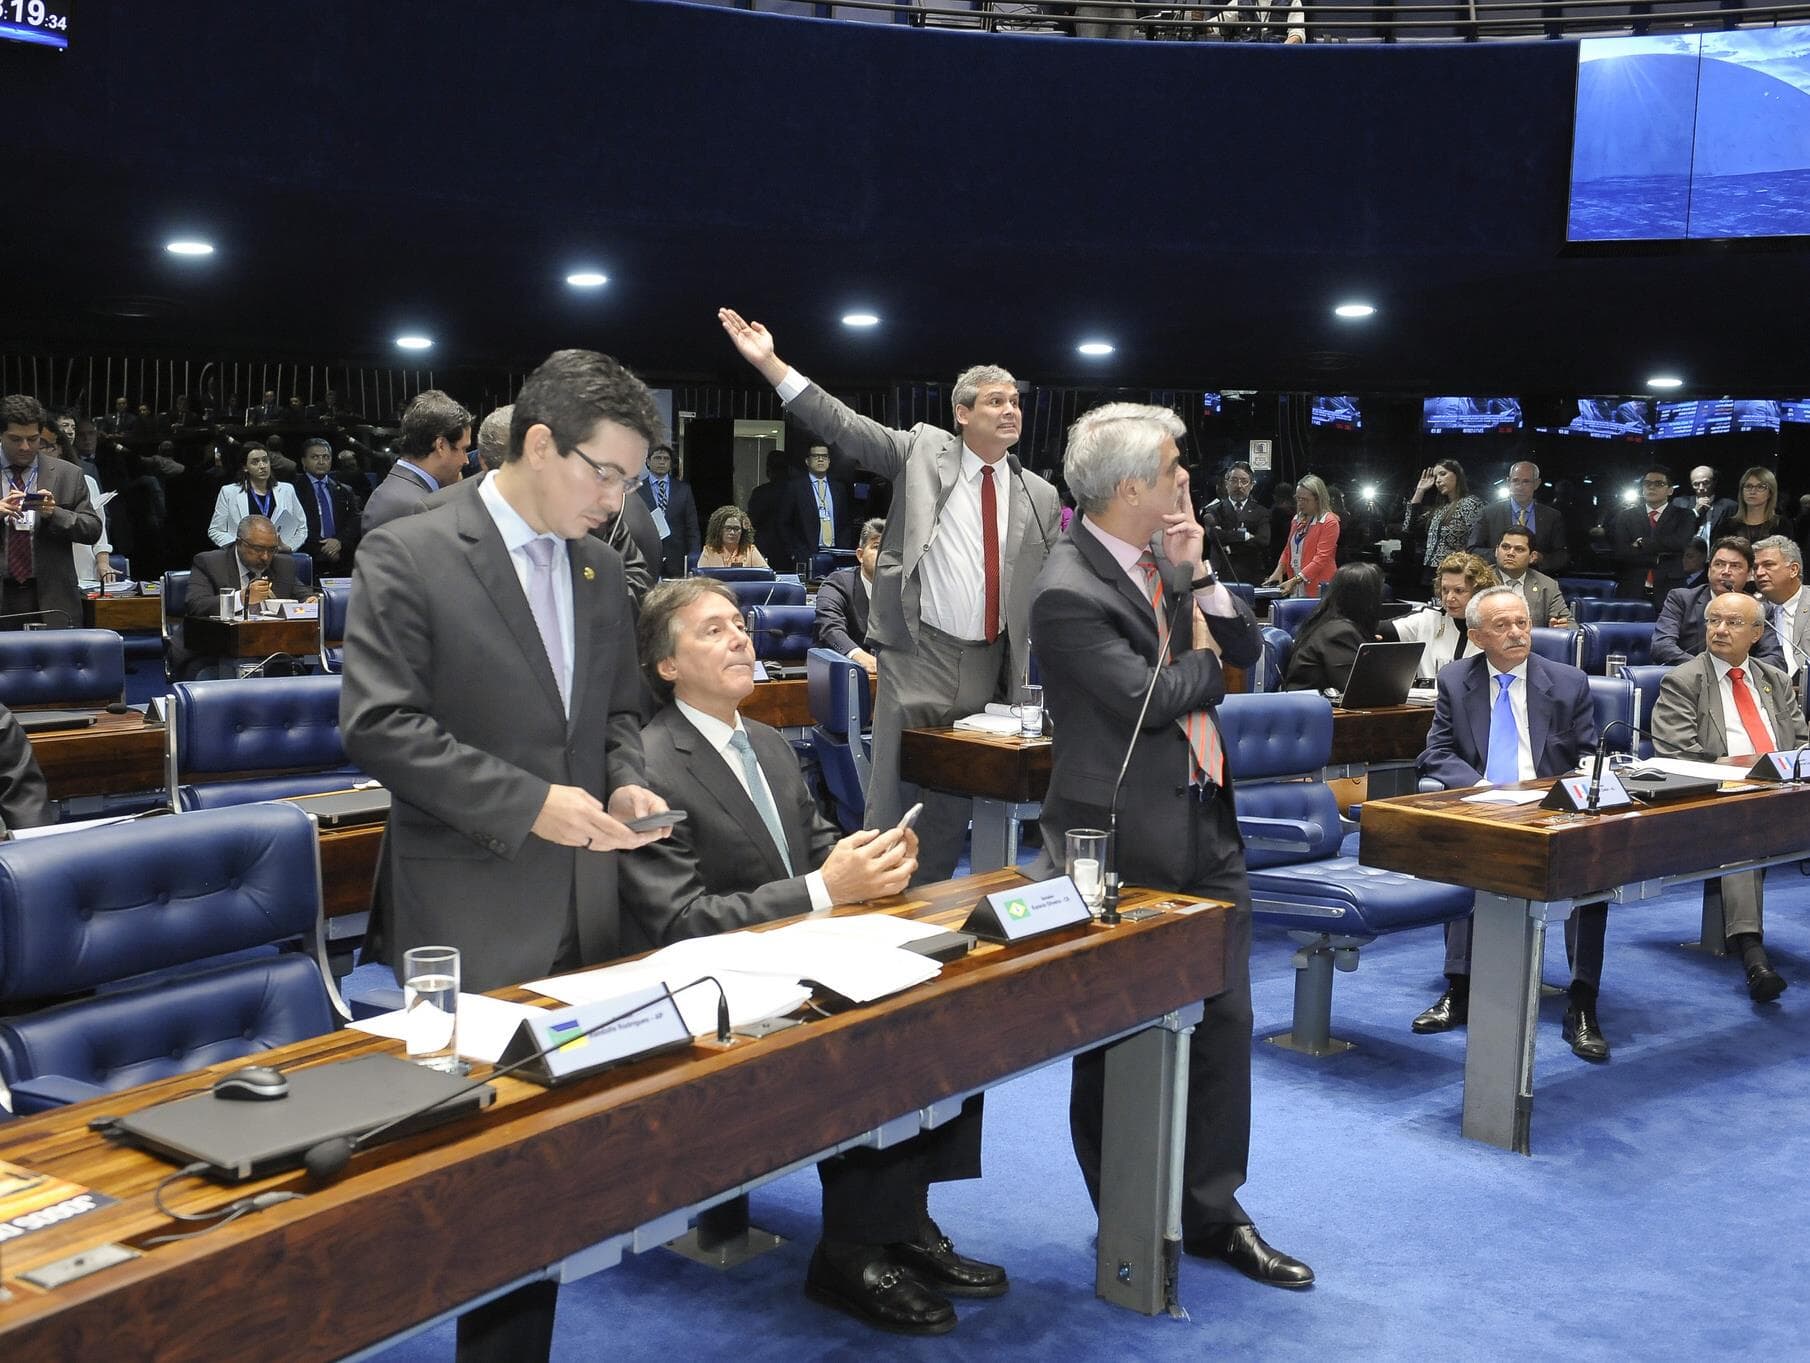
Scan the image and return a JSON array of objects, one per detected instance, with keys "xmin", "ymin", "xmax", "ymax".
[
  {"xmin": 1019, "ymin": 683, "xmax": 1044, "ymax": 738},
  {"xmin": 1605, "ymin": 651, "xmax": 1628, "ymax": 677},
  {"xmin": 1066, "ymin": 828, "xmax": 1108, "ymax": 915},
  {"xmin": 402, "ymin": 945, "xmax": 461, "ymax": 1072}
]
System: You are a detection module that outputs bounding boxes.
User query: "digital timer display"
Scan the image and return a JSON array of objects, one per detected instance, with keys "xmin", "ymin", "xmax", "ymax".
[{"xmin": 0, "ymin": 0, "xmax": 72, "ymax": 50}]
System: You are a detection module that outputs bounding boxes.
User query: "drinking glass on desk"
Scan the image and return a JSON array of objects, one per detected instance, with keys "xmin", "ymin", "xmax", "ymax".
[
  {"xmin": 402, "ymin": 945, "xmax": 462, "ymax": 1073},
  {"xmin": 1605, "ymin": 652, "xmax": 1628, "ymax": 677},
  {"xmin": 1066, "ymin": 828, "xmax": 1108, "ymax": 914},
  {"xmin": 1018, "ymin": 683, "xmax": 1044, "ymax": 738}
]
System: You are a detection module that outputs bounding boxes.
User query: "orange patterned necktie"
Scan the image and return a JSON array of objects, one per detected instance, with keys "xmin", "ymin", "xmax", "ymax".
[{"xmin": 1136, "ymin": 553, "xmax": 1226, "ymax": 787}]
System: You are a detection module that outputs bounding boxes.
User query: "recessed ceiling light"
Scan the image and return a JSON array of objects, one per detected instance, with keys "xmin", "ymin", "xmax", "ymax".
[
  {"xmin": 841, "ymin": 313, "xmax": 880, "ymax": 328},
  {"xmin": 1647, "ymin": 374, "xmax": 1684, "ymax": 389},
  {"xmin": 395, "ymin": 335, "xmax": 433, "ymax": 351},
  {"xmin": 165, "ymin": 240, "xmax": 214, "ymax": 256},
  {"xmin": 1077, "ymin": 341, "xmax": 1114, "ymax": 357},
  {"xmin": 566, "ymin": 272, "xmax": 608, "ymax": 287},
  {"xmin": 1333, "ymin": 302, "xmax": 1375, "ymax": 319}
]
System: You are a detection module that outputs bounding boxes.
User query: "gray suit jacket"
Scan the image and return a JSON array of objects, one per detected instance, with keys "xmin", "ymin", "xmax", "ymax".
[
  {"xmin": 2, "ymin": 455, "xmax": 102, "ymax": 626},
  {"xmin": 1650, "ymin": 651, "xmax": 1809, "ymax": 761},
  {"xmin": 618, "ymin": 706, "xmax": 840, "ymax": 954},
  {"xmin": 340, "ymin": 494, "xmax": 646, "ymax": 991},
  {"xmin": 783, "ymin": 384, "xmax": 1061, "ymax": 692},
  {"xmin": 1503, "ymin": 568, "xmax": 1572, "ymax": 627},
  {"xmin": 360, "ymin": 462, "xmax": 437, "ymax": 535}
]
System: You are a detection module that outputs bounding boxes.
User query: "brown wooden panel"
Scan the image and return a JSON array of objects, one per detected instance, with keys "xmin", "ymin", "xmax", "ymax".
[
  {"xmin": 28, "ymin": 712, "xmax": 166, "ymax": 801},
  {"xmin": 183, "ymin": 617, "xmax": 318, "ymax": 659},
  {"xmin": 900, "ymin": 727, "xmax": 1052, "ymax": 803},
  {"xmin": 1328, "ymin": 705, "xmax": 1434, "ymax": 766},
  {"xmin": 83, "ymin": 596, "xmax": 161, "ymax": 632},
  {"xmin": 0, "ymin": 877, "xmax": 1228, "ymax": 1361},
  {"xmin": 318, "ymin": 823, "xmax": 382, "ymax": 919}
]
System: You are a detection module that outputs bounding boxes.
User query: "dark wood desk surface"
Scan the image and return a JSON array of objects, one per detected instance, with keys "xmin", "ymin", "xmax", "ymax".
[
  {"xmin": 1359, "ymin": 767, "xmax": 1810, "ymax": 903},
  {"xmin": 0, "ymin": 875, "xmax": 1228, "ymax": 1361},
  {"xmin": 183, "ymin": 616, "xmax": 319, "ymax": 659},
  {"xmin": 738, "ymin": 672, "xmax": 875, "ymax": 731},
  {"xmin": 83, "ymin": 595, "xmax": 161, "ymax": 632},
  {"xmin": 27, "ymin": 711, "xmax": 165, "ymax": 801}
]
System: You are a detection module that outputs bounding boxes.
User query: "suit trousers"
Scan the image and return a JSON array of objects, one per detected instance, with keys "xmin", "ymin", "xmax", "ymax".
[
  {"xmin": 1706, "ymin": 872, "xmax": 1764, "ymax": 940},
  {"xmin": 818, "ymin": 1095, "xmax": 985, "ymax": 1243},
  {"xmin": 866, "ymin": 623, "xmax": 1008, "ymax": 885},
  {"xmin": 1444, "ymin": 902, "xmax": 1607, "ymax": 989},
  {"xmin": 1069, "ymin": 794, "xmax": 1253, "ymax": 1237}
]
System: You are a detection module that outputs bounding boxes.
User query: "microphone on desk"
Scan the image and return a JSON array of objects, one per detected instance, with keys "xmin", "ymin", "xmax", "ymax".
[
  {"xmin": 0, "ymin": 608, "xmax": 72, "ymax": 629},
  {"xmin": 302, "ymin": 975, "xmax": 734, "ymax": 1185},
  {"xmin": 1585, "ymin": 719, "xmax": 1654, "ymax": 814}
]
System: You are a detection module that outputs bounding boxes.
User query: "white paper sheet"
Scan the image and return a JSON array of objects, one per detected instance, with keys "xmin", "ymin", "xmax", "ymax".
[
  {"xmin": 350, "ymin": 993, "xmax": 547, "ymax": 1064},
  {"xmin": 1461, "ymin": 788, "xmax": 1549, "ymax": 806},
  {"xmin": 1633, "ymin": 757, "xmax": 1752, "ymax": 783},
  {"xmin": 954, "ymin": 713, "xmax": 1020, "ymax": 735}
]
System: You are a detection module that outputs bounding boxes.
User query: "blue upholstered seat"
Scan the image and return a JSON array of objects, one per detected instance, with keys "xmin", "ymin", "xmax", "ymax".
[
  {"xmin": 723, "ymin": 578, "xmax": 806, "ymax": 611},
  {"xmin": 1529, "ymin": 626, "xmax": 1577, "ymax": 665},
  {"xmin": 1556, "ymin": 576, "xmax": 1617, "ymax": 601},
  {"xmin": 811, "ymin": 548, "xmax": 859, "ymax": 580},
  {"xmin": 696, "ymin": 566, "xmax": 776, "ymax": 583},
  {"xmin": 1572, "ymin": 597, "xmax": 1655, "ymax": 624},
  {"xmin": 1252, "ymin": 625, "xmax": 1293, "ymax": 693},
  {"xmin": 807, "ymin": 646, "xmax": 871, "ymax": 832},
  {"xmin": 1269, "ymin": 597, "xmax": 1316, "ymax": 636},
  {"xmin": 1576, "ymin": 620, "xmax": 1657, "ymax": 673},
  {"xmin": 159, "ymin": 569, "xmax": 189, "ymax": 684},
  {"xmin": 0, "ymin": 628, "xmax": 125, "ymax": 708},
  {"xmin": 746, "ymin": 604, "xmax": 816, "ymax": 662},
  {"xmin": 1623, "ymin": 663, "xmax": 1670, "ymax": 759},
  {"xmin": 169, "ymin": 674, "xmax": 361, "ymax": 810}
]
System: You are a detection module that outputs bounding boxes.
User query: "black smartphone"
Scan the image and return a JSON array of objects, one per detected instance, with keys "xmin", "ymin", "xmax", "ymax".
[{"xmin": 626, "ymin": 810, "xmax": 688, "ymax": 833}]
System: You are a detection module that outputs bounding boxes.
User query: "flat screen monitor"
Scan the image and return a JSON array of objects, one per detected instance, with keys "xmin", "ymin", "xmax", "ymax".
[
  {"xmin": 1423, "ymin": 397, "xmax": 1522, "ymax": 435},
  {"xmin": 1781, "ymin": 400, "xmax": 1810, "ymax": 425},
  {"xmin": 0, "ymin": 0, "xmax": 70, "ymax": 49},
  {"xmin": 1652, "ymin": 399, "xmax": 1736, "ymax": 439},
  {"xmin": 1203, "ymin": 391, "xmax": 1222, "ymax": 416},
  {"xmin": 1568, "ymin": 31, "xmax": 1810, "ymax": 242},
  {"xmin": 1311, "ymin": 396, "xmax": 1362, "ymax": 431},
  {"xmin": 1733, "ymin": 400, "xmax": 1781, "ymax": 432},
  {"xmin": 1536, "ymin": 398, "xmax": 1651, "ymax": 441}
]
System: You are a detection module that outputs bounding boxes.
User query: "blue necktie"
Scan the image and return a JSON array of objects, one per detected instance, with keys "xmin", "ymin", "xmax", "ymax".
[
  {"xmin": 313, "ymin": 478, "xmax": 335, "ymax": 538},
  {"xmin": 727, "ymin": 730, "xmax": 793, "ymax": 874},
  {"xmin": 1485, "ymin": 673, "xmax": 1520, "ymax": 784}
]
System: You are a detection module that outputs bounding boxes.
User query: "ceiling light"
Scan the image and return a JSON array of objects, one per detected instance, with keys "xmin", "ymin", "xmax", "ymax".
[
  {"xmin": 1333, "ymin": 302, "xmax": 1375, "ymax": 319},
  {"xmin": 566, "ymin": 271, "xmax": 608, "ymax": 288},
  {"xmin": 165, "ymin": 240, "xmax": 214, "ymax": 256},
  {"xmin": 1077, "ymin": 341, "xmax": 1114, "ymax": 357},
  {"xmin": 1621, "ymin": 487, "xmax": 1639, "ymax": 504},
  {"xmin": 841, "ymin": 313, "xmax": 880, "ymax": 328},
  {"xmin": 1647, "ymin": 374, "xmax": 1684, "ymax": 390},
  {"xmin": 395, "ymin": 335, "xmax": 433, "ymax": 351},
  {"xmin": 1359, "ymin": 483, "xmax": 1378, "ymax": 502}
]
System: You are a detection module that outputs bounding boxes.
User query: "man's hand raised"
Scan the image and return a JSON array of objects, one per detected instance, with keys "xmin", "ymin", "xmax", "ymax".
[{"xmin": 717, "ymin": 308, "xmax": 790, "ymax": 388}]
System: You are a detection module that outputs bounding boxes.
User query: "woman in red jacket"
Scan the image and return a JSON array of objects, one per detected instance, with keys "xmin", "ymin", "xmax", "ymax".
[{"xmin": 1265, "ymin": 473, "xmax": 1340, "ymax": 597}]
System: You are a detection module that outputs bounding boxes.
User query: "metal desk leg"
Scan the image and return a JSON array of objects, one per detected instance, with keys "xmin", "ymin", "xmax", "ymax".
[
  {"xmin": 968, "ymin": 797, "xmax": 1014, "ymax": 873},
  {"xmin": 1462, "ymin": 892, "xmax": 1544, "ymax": 1154},
  {"xmin": 1096, "ymin": 1008, "xmax": 1197, "ymax": 1315},
  {"xmin": 1683, "ymin": 879, "xmax": 1728, "ymax": 955}
]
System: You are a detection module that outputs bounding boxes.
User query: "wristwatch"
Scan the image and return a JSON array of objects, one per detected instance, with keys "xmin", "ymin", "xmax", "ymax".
[{"xmin": 1190, "ymin": 571, "xmax": 1217, "ymax": 590}]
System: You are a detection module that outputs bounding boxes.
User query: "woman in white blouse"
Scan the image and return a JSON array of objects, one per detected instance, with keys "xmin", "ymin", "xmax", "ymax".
[
  {"xmin": 1381, "ymin": 551, "xmax": 1497, "ymax": 679},
  {"xmin": 208, "ymin": 445, "xmax": 306, "ymax": 550}
]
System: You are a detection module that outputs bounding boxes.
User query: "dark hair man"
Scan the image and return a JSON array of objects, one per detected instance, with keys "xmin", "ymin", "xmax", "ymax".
[
  {"xmin": 1651, "ymin": 536, "xmax": 1783, "ymax": 668},
  {"xmin": 1607, "ymin": 467, "xmax": 1693, "ymax": 603},
  {"xmin": 1, "ymin": 393, "xmax": 103, "ymax": 629},
  {"xmin": 814, "ymin": 517, "xmax": 884, "ymax": 675},
  {"xmin": 361, "ymin": 389, "xmax": 473, "ymax": 533}
]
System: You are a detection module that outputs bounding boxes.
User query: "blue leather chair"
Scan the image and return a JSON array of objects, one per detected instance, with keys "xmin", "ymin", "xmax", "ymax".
[
  {"xmin": 319, "ymin": 580, "xmax": 352, "ymax": 674},
  {"xmin": 746, "ymin": 604, "xmax": 816, "ymax": 662},
  {"xmin": 0, "ymin": 628, "xmax": 125, "ymax": 708},
  {"xmin": 1529, "ymin": 626, "xmax": 1577, "ymax": 665},
  {"xmin": 724, "ymin": 579, "xmax": 806, "ymax": 611},
  {"xmin": 696, "ymin": 566, "xmax": 776, "ymax": 583},
  {"xmin": 168, "ymin": 675, "xmax": 362, "ymax": 810},
  {"xmin": 1572, "ymin": 597, "xmax": 1655, "ymax": 624},
  {"xmin": 1624, "ymin": 663, "xmax": 1670, "ymax": 759},
  {"xmin": 160, "ymin": 569, "xmax": 190, "ymax": 684},
  {"xmin": 1217, "ymin": 692, "xmax": 1476, "ymax": 1057},
  {"xmin": 1557, "ymin": 576, "xmax": 1617, "ymax": 601},
  {"xmin": 1576, "ymin": 621, "xmax": 1656, "ymax": 673},
  {"xmin": 806, "ymin": 646, "xmax": 872, "ymax": 832},
  {"xmin": 811, "ymin": 548, "xmax": 859, "ymax": 580},
  {"xmin": 1252, "ymin": 625, "xmax": 1293, "ymax": 693},
  {"xmin": 1270, "ymin": 597, "xmax": 1316, "ymax": 636},
  {"xmin": 1588, "ymin": 674, "xmax": 1637, "ymax": 755},
  {"xmin": 289, "ymin": 551, "xmax": 314, "ymax": 588},
  {"xmin": 0, "ymin": 802, "xmax": 344, "ymax": 1114}
]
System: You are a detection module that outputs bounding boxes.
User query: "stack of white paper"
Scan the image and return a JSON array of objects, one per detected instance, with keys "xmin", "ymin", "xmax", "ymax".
[{"xmin": 350, "ymin": 993, "xmax": 548, "ymax": 1064}]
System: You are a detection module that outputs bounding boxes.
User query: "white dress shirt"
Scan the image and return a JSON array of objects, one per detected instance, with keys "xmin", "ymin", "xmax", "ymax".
[
  {"xmin": 478, "ymin": 471, "xmax": 575, "ymax": 714},
  {"xmin": 1392, "ymin": 607, "xmax": 1466, "ymax": 676},
  {"xmin": 675, "ymin": 697, "xmax": 831, "ymax": 911},
  {"xmin": 1709, "ymin": 653, "xmax": 1777, "ymax": 757}
]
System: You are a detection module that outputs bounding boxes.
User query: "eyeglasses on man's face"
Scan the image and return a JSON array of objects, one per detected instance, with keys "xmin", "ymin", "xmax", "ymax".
[{"xmin": 567, "ymin": 445, "xmax": 643, "ymax": 494}]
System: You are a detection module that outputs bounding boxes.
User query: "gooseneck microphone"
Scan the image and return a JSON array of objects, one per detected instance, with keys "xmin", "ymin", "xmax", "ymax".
[
  {"xmin": 0, "ymin": 608, "xmax": 73, "ymax": 628},
  {"xmin": 1585, "ymin": 719, "xmax": 1653, "ymax": 814},
  {"xmin": 302, "ymin": 974, "xmax": 734, "ymax": 1185}
]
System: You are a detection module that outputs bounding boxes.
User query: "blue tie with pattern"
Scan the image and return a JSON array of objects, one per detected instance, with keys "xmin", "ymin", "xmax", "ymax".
[
  {"xmin": 728, "ymin": 730, "xmax": 793, "ymax": 874},
  {"xmin": 1485, "ymin": 673, "xmax": 1520, "ymax": 784}
]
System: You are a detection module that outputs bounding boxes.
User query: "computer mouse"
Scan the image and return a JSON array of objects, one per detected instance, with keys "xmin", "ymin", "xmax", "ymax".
[
  {"xmin": 212, "ymin": 1065, "xmax": 289, "ymax": 1101},
  {"xmin": 1627, "ymin": 772, "xmax": 1664, "ymax": 783}
]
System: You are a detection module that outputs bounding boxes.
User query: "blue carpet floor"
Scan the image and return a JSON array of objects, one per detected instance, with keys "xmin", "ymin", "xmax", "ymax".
[{"xmin": 369, "ymin": 862, "xmax": 1810, "ymax": 1362}]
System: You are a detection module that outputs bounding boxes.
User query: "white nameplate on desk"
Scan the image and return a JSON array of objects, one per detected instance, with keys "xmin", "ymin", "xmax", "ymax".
[
  {"xmin": 494, "ymin": 984, "xmax": 692, "ymax": 1087},
  {"xmin": 1540, "ymin": 771, "xmax": 1633, "ymax": 812},
  {"xmin": 962, "ymin": 876, "xmax": 1092, "ymax": 944},
  {"xmin": 264, "ymin": 599, "xmax": 319, "ymax": 620}
]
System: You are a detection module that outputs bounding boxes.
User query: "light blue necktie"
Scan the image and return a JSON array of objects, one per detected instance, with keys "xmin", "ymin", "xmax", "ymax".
[
  {"xmin": 522, "ymin": 537, "xmax": 569, "ymax": 714},
  {"xmin": 1485, "ymin": 673, "xmax": 1520, "ymax": 784},
  {"xmin": 728, "ymin": 730, "xmax": 793, "ymax": 874}
]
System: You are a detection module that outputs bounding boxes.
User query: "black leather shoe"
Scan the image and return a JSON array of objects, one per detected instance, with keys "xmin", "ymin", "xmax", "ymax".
[
  {"xmin": 805, "ymin": 1243, "xmax": 956, "ymax": 1335},
  {"xmin": 1412, "ymin": 985, "xmax": 1468, "ymax": 1034},
  {"xmin": 888, "ymin": 1220, "xmax": 1009, "ymax": 1298},
  {"xmin": 1184, "ymin": 1224, "xmax": 1314, "ymax": 1289},
  {"xmin": 1746, "ymin": 962, "xmax": 1788, "ymax": 1003},
  {"xmin": 1561, "ymin": 1002, "xmax": 1611, "ymax": 1061}
]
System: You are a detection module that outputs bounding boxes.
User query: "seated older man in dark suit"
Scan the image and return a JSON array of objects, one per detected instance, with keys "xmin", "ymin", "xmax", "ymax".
[
  {"xmin": 812, "ymin": 516, "xmax": 883, "ymax": 675},
  {"xmin": 1652, "ymin": 590, "xmax": 1810, "ymax": 1001},
  {"xmin": 620, "ymin": 577, "xmax": 1002, "ymax": 1339},
  {"xmin": 181, "ymin": 514, "xmax": 312, "ymax": 678},
  {"xmin": 1415, "ymin": 584, "xmax": 1614, "ymax": 1058}
]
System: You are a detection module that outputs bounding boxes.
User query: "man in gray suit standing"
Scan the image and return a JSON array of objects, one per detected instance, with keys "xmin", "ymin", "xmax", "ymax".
[
  {"xmin": 1, "ymin": 394, "xmax": 102, "ymax": 628},
  {"xmin": 341, "ymin": 350, "xmax": 672, "ymax": 1362},
  {"xmin": 1652, "ymin": 591, "xmax": 1809, "ymax": 1001},
  {"xmin": 718, "ymin": 308, "xmax": 1062, "ymax": 881},
  {"xmin": 360, "ymin": 388, "xmax": 473, "ymax": 533}
]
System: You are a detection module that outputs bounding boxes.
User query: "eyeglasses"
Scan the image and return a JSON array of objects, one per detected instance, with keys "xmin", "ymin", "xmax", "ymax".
[
  {"xmin": 1705, "ymin": 615, "xmax": 1760, "ymax": 629},
  {"xmin": 567, "ymin": 445, "xmax": 643, "ymax": 494},
  {"xmin": 1741, "ymin": 483, "xmax": 1768, "ymax": 492}
]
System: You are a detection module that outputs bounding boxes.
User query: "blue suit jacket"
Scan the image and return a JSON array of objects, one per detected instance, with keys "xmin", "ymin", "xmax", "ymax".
[
  {"xmin": 1650, "ymin": 583, "xmax": 1782, "ymax": 668},
  {"xmin": 1418, "ymin": 651, "xmax": 1595, "ymax": 789}
]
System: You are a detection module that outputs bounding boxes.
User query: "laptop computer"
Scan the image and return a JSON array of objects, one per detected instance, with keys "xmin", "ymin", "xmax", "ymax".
[
  {"xmin": 113, "ymin": 1054, "xmax": 495, "ymax": 1182},
  {"xmin": 17, "ymin": 709, "xmax": 101, "ymax": 734},
  {"xmin": 1337, "ymin": 641, "xmax": 1426, "ymax": 710},
  {"xmin": 280, "ymin": 787, "xmax": 392, "ymax": 828}
]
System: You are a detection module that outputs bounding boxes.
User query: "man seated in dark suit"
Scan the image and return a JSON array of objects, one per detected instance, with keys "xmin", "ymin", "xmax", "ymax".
[
  {"xmin": 788, "ymin": 443, "xmax": 853, "ymax": 570},
  {"xmin": 1651, "ymin": 536, "xmax": 1783, "ymax": 668},
  {"xmin": 1607, "ymin": 466, "xmax": 1694, "ymax": 603},
  {"xmin": 813, "ymin": 517, "xmax": 883, "ymax": 675},
  {"xmin": 1032, "ymin": 402, "xmax": 1312, "ymax": 1289},
  {"xmin": 0, "ymin": 699, "xmax": 52, "ymax": 835},
  {"xmin": 1414, "ymin": 585, "xmax": 1613, "ymax": 1058},
  {"xmin": 1652, "ymin": 591, "xmax": 1810, "ymax": 1000},
  {"xmin": 622, "ymin": 578, "xmax": 1004, "ymax": 1338},
  {"xmin": 1199, "ymin": 460, "xmax": 1271, "ymax": 585},
  {"xmin": 181, "ymin": 515, "xmax": 313, "ymax": 678},
  {"xmin": 294, "ymin": 438, "xmax": 361, "ymax": 577},
  {"xmin": 1467, "ymin": 460, "xmax": 1569, "ymax": 574}
]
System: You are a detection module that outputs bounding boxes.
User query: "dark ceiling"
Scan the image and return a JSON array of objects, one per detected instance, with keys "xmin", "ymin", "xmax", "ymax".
[{"xmin": 5, "ymin": 1, "xmax": 1808, "ymax": 398}]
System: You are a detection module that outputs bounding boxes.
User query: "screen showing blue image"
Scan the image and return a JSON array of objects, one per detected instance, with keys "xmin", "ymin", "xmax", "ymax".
[
  {"xmin": 1536, "ymin": 398, "xmax": 1651, "ymax": 441},
  {"xmin": 1734, "ymin": 401, "xmax": 1781, "ymax": 432},
  {"xmin": 1652, "ymin": 399, "xmax": 1736, "ymax": 439},
  {"xmin": 1203, "ymin": 391, "xmax": 1222, "ymax": 416},
  {"xmin": 1311, "ymin": 395, "xmax": 1362, "ymax": 431},
  {"xmin": 1423, "ymin": 397, "xmax": 1523, "ymax": 435},
  {"xmin": 1569, "ymin": 31, "xmax": 1810, "ymax": 241},
  {"xmin": 1781, "ymin": 400, "xmax": 1810, "ymax": 424}
]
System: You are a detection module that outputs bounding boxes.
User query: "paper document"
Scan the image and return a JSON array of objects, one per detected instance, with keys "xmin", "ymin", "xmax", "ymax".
[
  {"xmin": 8, "ymin": 814, "xmax": 141, "ymax": 840},
  {"xmin": 530, "ymin": 958, "xmax": 810, "ymax": 1038},
  {"xmin": 350, "ymin": 993, "xmax": 547, "ymax": 1064},
  {"xmin": 650, "ymin": 507, "xmax": 671, "ymax": 539},
  {"xmin": 1461, "ymin": 788, "xmax": 1548, "ymax": 806},
  {"xmin": 767, "ymin": 914, "xmax": 949, "ymax": 949},
  {"xmin": 954, "ymin": 713, "xmax": 1021, "ymax": 735},
  {"xmin": 1633, "ymin": 757, "xmax": 1750, "ymax": 783}
]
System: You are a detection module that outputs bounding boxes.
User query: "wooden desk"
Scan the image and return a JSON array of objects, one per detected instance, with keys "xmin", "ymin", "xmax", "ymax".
[
  {"xmin": 738, "ymin": 673, "xmax": 875, "ymax": 730},
  {"xmin": 0, "ymin": 876, "xmax": 1230, "ymax": 1358},
  {"xmin": 183, "ymin": 616, "xmax": 318, "ymax": 660},
  {"xmin": 1360, "ymin": 772, "xmax": 1810, "ymax": 1152},
  {"xmin": 1326, "ymin": 703, "xmax": 1434, "ymax": 769},
  {"xmin": 83, "ymin": 595, "xmax": 161, "ymax": 632},
  {"xmin": 26, "ymin": 711, "xmax": 165, "ymax": 801}
]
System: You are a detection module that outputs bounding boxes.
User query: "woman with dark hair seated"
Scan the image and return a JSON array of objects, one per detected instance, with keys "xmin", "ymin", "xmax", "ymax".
[
  {"xmin": 1283, "ymin": 561, "xmax": 1384, "ymax": 694},
  {"xmin": 697, "ymin": 505, "xmax": 769, "ymax": 569}
]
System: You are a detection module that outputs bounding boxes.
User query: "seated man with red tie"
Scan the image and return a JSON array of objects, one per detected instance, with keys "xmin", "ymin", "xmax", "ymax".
[
  {"xmin": 1414, "ymin": 585, "xmax": 1614, "ymax": 1059},
  {"xmin": 1651, "ymin": 591, "xmax": 1810, "ymax": 1001}
]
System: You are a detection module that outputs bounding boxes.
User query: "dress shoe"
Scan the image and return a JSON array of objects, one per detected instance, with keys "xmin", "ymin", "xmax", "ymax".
[
  {"xmin": 805, "ymin": 1242, "xmax": 956, "ymax": 1336},
  {"xmin": 1746, "ymin": 962, "xmax": 1788, "ymax": 1003},
  {"xmin": 1561, "ymin": 1002, "xmax": 1610, "ymax": 1061},
  {"xmin": 1184, "ymin": 1224, "xmax": 1315, "ymax": 1289},
  {"xmin": 888, "ymin": 1219, "xmax": 1009, "ymax": 1298},
  {"xmin": 1411, "ymin": 984, "xmax": 1468, "ymax": 1034}
]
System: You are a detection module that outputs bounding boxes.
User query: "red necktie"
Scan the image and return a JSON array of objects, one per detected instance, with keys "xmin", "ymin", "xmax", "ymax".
[
  {"xmin": 7, "ymin": 469, "xmax": 31, "ymax": 584},
  {"xmin": 1136, "ymin": 553, "xmax": 1225, "ymax": 787},
  {"xmin": 980, "ymin": 465, "xmax": 1000, "ymax": 643},
  {"xmin": 1645, "ymin": 509, "xmax": 1659, "ymax": 588},
  {"xmin": 1727, "ymin": 666, "xmax": 1775, "ymax": 754}
]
